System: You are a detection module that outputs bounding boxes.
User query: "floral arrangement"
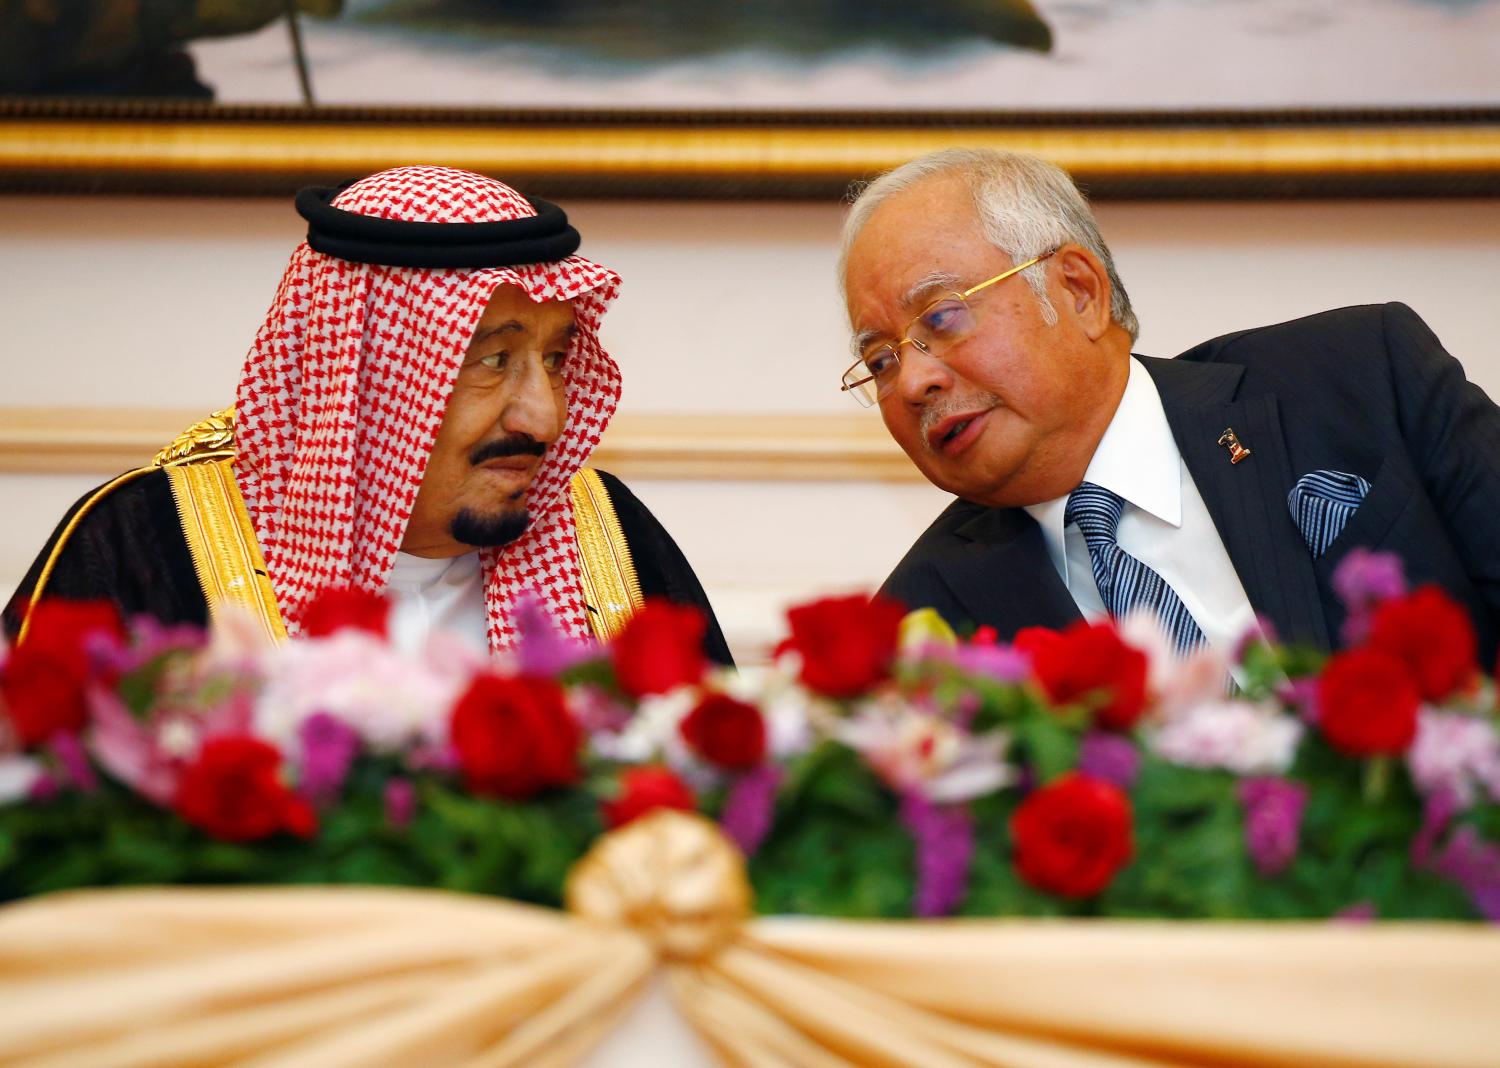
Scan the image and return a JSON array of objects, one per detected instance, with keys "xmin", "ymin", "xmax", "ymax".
[{"xmin": 1, "ymin": 549, "xmax": 1497, "ymax": 921}]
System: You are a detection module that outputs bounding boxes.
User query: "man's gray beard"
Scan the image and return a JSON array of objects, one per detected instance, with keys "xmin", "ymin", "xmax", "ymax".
[
  {"xmin": 918, "ymin": 392, "xmax": 1001, "ymax": 452},
  {"xmin": 450, "ymin": 507, "xmax": 531, "ymax": 548}
]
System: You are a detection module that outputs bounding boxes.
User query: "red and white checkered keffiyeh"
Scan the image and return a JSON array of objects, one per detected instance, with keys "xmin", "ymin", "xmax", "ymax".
[{"xmin": 234, "ymin": 166, "xmax": 622, "ymax": 650}]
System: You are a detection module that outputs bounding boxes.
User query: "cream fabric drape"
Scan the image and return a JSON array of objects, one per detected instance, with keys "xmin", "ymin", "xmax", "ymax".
[{"xmin": 1, "ymin": 811, "xmax": 1497, "ymax": 1068}]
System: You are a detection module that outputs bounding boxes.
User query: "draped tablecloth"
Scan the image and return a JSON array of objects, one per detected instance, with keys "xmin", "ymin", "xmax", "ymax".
[{"xmin": 1, "ymin": 811, "xmax": 1497, "ymax": 1068}]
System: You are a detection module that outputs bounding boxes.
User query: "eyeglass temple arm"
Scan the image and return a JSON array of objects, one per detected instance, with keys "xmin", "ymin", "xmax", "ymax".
[{"xmin": 959, "ymin": 250, "xmax": 1052, "ymax": 299}]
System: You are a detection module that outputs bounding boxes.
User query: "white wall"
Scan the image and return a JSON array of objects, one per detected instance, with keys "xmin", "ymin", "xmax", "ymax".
[{"xmin": 4, "ymin": 195, "xmax": 1499, "ymax": 656}]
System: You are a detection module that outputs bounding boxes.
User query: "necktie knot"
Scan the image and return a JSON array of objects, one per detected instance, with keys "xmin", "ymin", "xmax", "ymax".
[
  {"xmin": 1065, "ymin": 482, "xmax": 1125, "ymax": 549},
  {"xmin": 1062, "ymin": 480, "xmax": 1206, "ymax": 655}
]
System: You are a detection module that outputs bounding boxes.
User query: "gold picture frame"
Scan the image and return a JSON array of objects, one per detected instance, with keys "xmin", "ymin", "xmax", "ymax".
[{"xmin": 3, "ymin": 102, "xmax": 1499, "ymax": 199}]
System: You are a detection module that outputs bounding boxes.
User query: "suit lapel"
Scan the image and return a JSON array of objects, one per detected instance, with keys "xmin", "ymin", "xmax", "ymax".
[
  {"xmin": 938, "ymin": 506, "xmax": 1081, "ymax": 638},
  {"xmin": 1142, "ymin": 356, "xmax": 1330, "ymax": 649}
]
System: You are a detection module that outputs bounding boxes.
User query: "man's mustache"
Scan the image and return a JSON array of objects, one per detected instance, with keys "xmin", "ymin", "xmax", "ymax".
[
  {"xmin": 918, "ymin": 392, "xmax": 1001, "ymax": 444},
  {"xmin": 468, "ymin": 435, "xmax": 546, "ymax": 466}
]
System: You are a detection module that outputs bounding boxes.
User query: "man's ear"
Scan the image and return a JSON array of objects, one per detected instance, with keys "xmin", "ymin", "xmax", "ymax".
[{"xmin": 1053, "ymin": 245, "xmax": 1113, "ymax": 341}]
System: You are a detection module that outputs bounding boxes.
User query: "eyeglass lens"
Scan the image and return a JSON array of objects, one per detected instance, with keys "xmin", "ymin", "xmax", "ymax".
[{"xmin": 853, "ymin": 296, "xmax": 978, "ymax": 404}]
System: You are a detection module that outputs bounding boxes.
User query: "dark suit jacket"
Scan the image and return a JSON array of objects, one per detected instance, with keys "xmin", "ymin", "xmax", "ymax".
[{"xmin": 880, "ymin": 303, "xmax": 1500, "ymax": 660}]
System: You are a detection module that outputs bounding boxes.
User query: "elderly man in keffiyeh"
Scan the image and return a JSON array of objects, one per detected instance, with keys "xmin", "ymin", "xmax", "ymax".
[{"xmin": 3, "ymin": 166, "xmax": 731, "ymax": 663}]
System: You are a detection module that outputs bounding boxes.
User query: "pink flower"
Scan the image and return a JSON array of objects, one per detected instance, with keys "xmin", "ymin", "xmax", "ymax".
[
  {"xmin": 1118, "ymin": 611, "xmax": 1231, "ymax": 720},
  {"xmin": 254, "ymin": 630, "xmax": 470, "ymax": 758},
  {"xmin": 1407, "ymin": 709, "xmax": 1500, "ymax": 808},
  {"xmin": 1148, "ymin": 700, "xmax": 1303, "ymax": 775},
  {"xmin": 86, "ymin": 687, "xmax": 180, "ymax": 805},
  {"xmin": 1331, "ymin": 548, "xmax": 1407, "ymax": 645},
  {"xmin": 512, "ymin": 592, "xmax": 599, "ymax": 676},
  {"xmin": 839, "ymin": 697, "xmax": 1013, "ymax": 803}
]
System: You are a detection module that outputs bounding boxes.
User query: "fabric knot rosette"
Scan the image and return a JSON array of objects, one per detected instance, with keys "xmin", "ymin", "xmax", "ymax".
[
  {"xmin": 235, "ymin": 165, "xmax": 622, "ymax": 651},
  {"xmin": 567, "ymin": 810, "xmax": 751, "ymax": 963},
  {"xmin": 3, "ymin": 808, "xmax": 1500, "ymax": 1066}
]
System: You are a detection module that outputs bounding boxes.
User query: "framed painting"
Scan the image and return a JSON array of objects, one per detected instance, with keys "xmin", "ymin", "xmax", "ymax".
[{"xmin": 4, "ymin": 0, "xmax": 1499, "ymax": 198}]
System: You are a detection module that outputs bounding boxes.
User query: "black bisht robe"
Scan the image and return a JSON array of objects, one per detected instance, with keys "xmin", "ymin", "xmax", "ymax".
[{"xmin": 3, "ymin": 468, "xmax": 733, "ymax": 666}]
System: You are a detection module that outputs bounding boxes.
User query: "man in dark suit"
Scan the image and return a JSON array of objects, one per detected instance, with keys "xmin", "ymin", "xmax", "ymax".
[{"xmin": 840, "ymin": 148, "xmax": 1500, "ymax": 659}]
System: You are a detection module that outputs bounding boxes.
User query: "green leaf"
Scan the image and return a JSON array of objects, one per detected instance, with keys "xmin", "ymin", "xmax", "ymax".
[{"xmin": 1011, "ymin": 711, "xmax": 1079, "ymax": 783}]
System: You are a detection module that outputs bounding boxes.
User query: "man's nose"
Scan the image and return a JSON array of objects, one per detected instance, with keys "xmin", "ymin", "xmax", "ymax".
[
  {"xmin": 500, "ymin": 353, "xmax": 563, "ymax": 443},
  {"xmin": 895, "ymin": 343, "xmax": 953, "ymax": 405}
]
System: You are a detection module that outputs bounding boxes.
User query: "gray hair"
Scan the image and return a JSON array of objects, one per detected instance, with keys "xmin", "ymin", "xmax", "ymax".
[{"xmin": 838, "ymin": 148, "xmax": 1138, "ymax": 340}]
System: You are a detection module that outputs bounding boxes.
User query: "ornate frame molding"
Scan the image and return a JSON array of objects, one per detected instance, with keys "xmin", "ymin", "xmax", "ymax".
[{"xmin": 4, "ymin": 102, "xmax": 1499, "ymax": 199}]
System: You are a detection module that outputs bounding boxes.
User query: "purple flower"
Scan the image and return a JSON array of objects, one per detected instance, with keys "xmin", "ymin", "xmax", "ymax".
[
  {"xmin": 297, "ymin": 712, "xmax": 360, "ymax": 804},
  {"xmin": 1412, "ymin": 792, "xmax": 1500, "ymax": 922},
  {"xmin": 48, "ymin": 732, "xmax": 98, "ymax": 793},
  {"xmin": 720, "ymin": 763, "xmax": 782, "ymax": 858},
  {"xmin": 513, "ymin": 592, "xmax": 599, "ymax": 676},
  {"xmin": 1331, "ymin": 549, "xmax": 1406, "ymax": 645},
  {"xmin": 27, "ymin": 771, "xmax": 61, "ymax": 803},
  {"xmin": 900, "ymin": 791, "xmax": 974, "ymax": 917},
  {"xmin": 1411, "ymin": 789, "xmax": 1460, "ymax": 870},
  {"xmin": 384, "ymin": 777, "xmax": 417, "ymax": 831},
  {"xmin": 1430, "ymin": 827, "xmax": 1500, "ymax": 922},
  {"xmin": 1078, "ymin": 731, "xmax": 1141, "ymax": 789},
  {"xmin": 1332, "ymin": 901, "xmax": 1378, "ymax": 923},
  {"xmin": 1237, "ymin": 777, "xmax": 1308, "ymax": 877}
]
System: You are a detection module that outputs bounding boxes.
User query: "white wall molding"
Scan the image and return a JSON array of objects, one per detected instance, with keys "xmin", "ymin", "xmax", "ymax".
[{"xmin": 0, "ymin": 408, "xmax": 923, "ymax": 482}]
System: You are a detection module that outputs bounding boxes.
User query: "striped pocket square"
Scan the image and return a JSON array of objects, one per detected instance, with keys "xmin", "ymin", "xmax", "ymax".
[{"xmin": 1287, "ymin": 470, "xmax": 1371, "ymax": 558}]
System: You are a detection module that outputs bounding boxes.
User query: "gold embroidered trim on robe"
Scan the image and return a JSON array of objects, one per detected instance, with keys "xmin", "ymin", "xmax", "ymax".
[
  {"xmin": 164, "ymin": 457, "xmax": 287, "ymax": 646},
  {"xmin": 570, "ymin": 468, "xmax": 644, "ymax": 643},
  {"xmin": 22, "ymin": 406, "xmax": 639, "ymax": 651}
]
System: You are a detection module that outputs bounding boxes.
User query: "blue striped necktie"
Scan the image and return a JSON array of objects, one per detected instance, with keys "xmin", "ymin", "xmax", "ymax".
[{"xmin": 1064, "ymin": 482, "xmax": 1207, "ymax": 654}]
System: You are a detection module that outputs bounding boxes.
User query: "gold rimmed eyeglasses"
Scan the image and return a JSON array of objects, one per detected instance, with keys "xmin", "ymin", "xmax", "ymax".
[{"xmin": 840, "ymin": 250, "xmax": 1055, "ymax": 407}]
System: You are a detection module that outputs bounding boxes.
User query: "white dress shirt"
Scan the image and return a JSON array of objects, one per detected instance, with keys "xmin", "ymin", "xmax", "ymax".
[
  {"xmin": 385, "ymin": 551, "xmax": 488, "ymax": 653},
  {"xmin": 1022, "ymin": 356, "xmax": 1259, "ymax": 658}
]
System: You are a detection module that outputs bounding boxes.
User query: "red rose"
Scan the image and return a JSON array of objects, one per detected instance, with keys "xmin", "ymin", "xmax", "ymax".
[
  {"xmin": 781, "ymin": 594, "xmax": 907, "ymax": 698},
  {"xmin": 450, "ymin": 673, "xmax": 581, "ymax": 798},
  {"xmin": 3, "ymin": 649, "xmax": 91, "ymax": 748},
  {"xmin": 1318, "ymin": 647, "xmax": 1421, "ymax": 756},
  {"xmin": 301, "ymin": 586, "xmax": 391, "ymax": 639},
  {"xmin": 174, "ymin": 736, "xmax": 316, "ymax": 842},
  {"xmin": 611, "ymin": 600, "xmax": 708, "ymax": 698},
  {"xmin": 1016, "ymin": 621, "xmax": 1149, "ymax": 731},
  {"xmin": 16, "ymin": 599, "xmax": 125, "ymax": 660},
  {"xmin": 680, "ymin": 693, "xmax": 766, "ymax": 770},
  {"xmin": 1366, "ymin": 585, "xmax": 1477, "ymax": 702},
  {"xmin": 601, "ymin": 766, "xmax": 697, "ymax": 829},
  {"xmin": 2, "ymin": 599, "xmax": 125, "ymax": 747},
  {"xmin": 1011, "ymin": 772, "xmax": 1134, "ymax": 898}
]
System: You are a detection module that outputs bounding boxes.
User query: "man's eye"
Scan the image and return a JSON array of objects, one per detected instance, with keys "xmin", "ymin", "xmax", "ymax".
[
  {"xmin": 478, "ymin": 351, "xmax": 509, "ymax": 370},
  {"xmin": 919, "ymin": 300, "xmax": 968, "ymax": 337},
  {"xmin": 543, "ymin": 351, "xmax": 569, "ymax": 374},
  {"xmin": 864, "ymin": 347, "xmax": 899, "ymax": 378}
]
